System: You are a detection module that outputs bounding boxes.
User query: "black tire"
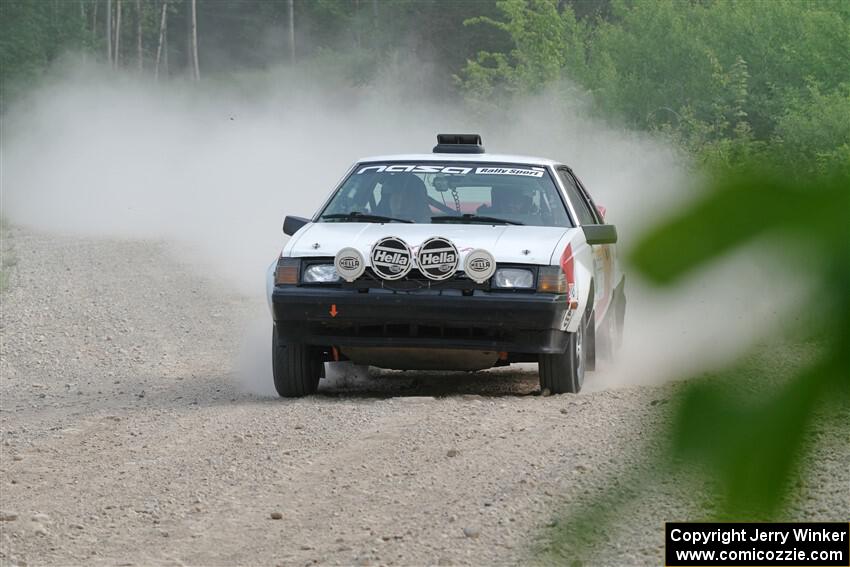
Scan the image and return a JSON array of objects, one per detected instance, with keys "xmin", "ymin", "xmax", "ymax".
[
  {"xmin": 272, "ymin": 325, "xmax": 321, "ymax": 397},
  {"xmin": 539, "ymin": 312, "xmax": 587, "ymax": 394}
]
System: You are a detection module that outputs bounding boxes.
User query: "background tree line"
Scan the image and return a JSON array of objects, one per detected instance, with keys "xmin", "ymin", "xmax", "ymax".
[
  {"xmin": 459, "ymin": 0, "xmax": 850, "ymax": 175},
  {"xmin": 2, "ymin": 0, "xmax": 847, "ymax": 175},
  {"xmin": 0, "ymin": 1, "xmax": 507, "ymax": 98}
]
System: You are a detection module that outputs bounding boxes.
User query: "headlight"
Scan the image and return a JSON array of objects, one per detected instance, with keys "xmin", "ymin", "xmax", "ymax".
[
  {"xmin": 302, "ymin": 264, "xmax": 341, "ymax": 283},
  {"xmin": 493, "ymin": 268, "xmax": 534, "ymax": 289}
]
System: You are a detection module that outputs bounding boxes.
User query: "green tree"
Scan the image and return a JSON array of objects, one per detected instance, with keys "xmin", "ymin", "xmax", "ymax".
[
  {"xmin": 0, "ymin": 0, "xmax": 91, "ymax": 106},
  {"xmin": 459, "ymin": 0, "xmax": 585, "ymax": 104},
  {"xmin": 458, "ymin": 0, "xmax": 850, "ymax": 170}
]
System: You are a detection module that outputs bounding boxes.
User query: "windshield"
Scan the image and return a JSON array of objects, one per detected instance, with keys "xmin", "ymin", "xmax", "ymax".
[{"xmin": 317, "ymin": 162, "xmax": 572, "ymax": 227}]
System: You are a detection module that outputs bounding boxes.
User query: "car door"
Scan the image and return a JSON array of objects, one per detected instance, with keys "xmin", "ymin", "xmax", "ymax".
[{"xmin": 556, "ymin": 168, "xmax": 617, "ymax": 323}]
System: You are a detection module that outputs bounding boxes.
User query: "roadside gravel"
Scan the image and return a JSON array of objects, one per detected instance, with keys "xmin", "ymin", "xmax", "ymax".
[{"xmin": 1, "ymin": 228, "xmax": 846, "ymax": 566}]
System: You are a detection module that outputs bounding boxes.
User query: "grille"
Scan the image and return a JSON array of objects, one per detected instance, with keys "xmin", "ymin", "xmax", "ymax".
[
  {"xmin": 343, "ymin": 268, "xmax": 487, "ymax": 291},
  {"xmin": 312, "ymin": 321, "xmax": 513, "ymax": 341}
]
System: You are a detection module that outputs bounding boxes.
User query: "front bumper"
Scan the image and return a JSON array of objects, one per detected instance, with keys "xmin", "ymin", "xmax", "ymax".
[{"xmin": 271, "ymin": 286, "xmax": 570, "ymax": 354}]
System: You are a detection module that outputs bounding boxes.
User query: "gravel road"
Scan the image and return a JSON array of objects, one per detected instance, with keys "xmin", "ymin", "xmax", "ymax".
[{"xmin": 1, "ymin": 229, "xmax": 847, "ymax": 566}]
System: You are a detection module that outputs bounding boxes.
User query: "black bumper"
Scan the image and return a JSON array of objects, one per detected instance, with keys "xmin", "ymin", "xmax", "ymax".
[{"xmin": 271, "ymin": 286, "xmax": 570, "ymax": 354}]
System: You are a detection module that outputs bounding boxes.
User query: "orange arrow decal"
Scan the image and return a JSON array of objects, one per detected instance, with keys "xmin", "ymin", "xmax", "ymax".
[{"xmin": 329, "ymin": 304, "xmax": 338, "ymax": 317}]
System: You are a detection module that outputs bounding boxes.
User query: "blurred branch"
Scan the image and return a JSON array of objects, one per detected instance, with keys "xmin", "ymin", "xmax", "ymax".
[{"xmin": 542, "ymin": 164, "xmax": 850, "ymax": 561}]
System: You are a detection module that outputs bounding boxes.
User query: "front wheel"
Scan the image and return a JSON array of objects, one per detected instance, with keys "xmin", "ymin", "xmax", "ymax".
[
  {"xmin": 538, "ymin": 313, "xmax": 587, "ymax": 394},
  {"xmin": 272, "ymin": 325, "xmax": 321, "ymax": 397}
]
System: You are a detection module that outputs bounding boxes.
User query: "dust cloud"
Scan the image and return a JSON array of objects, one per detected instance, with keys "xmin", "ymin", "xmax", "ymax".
[{"xmin": 1, "ymin": 63, "xmax": 803, "ymax": 393}]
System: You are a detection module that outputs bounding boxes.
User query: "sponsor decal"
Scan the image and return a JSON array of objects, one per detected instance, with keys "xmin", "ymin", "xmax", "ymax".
[
  {"xmin": 470, "ymin": 258, "xmax": 489, "ymax": 270},
  {"xmin": 370, "ymin": 236, "xmax": 413, "ymax": 280},
  {"xmin": 355, "ymin": 164, "xmax": 544, "ymax": 177},
  {"xmin": 568, "ymin": 283, "xmax": 579, "ymax": 310},
  {"xmin": 334, "ymin": 247, "xmax": 366, "ymax": 282},
  {"xmin": 417, "ymin": 237, "xmax": 459, "ymax": 281},
  {"xmin": 357, "ymin": 164, "xmax": 473, "ymax": 175},
  {"xmin": 561, "ymin": 309, "xmax": 574, "ymax": 330},
  {"xmin": 463, "ymin": 249, "xmax": 496, "ymax": 283},
  {"xmin": 475, "ymin": 167, "xmax": 545, "ymax": 178}
]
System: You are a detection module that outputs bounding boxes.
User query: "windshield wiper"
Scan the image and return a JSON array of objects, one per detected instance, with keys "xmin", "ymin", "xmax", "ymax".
[
  {"xmin": 321, "ymin": 212, "xmax": 413, "ymax": 224},
  {"xmin": 431, "ymin": 214, "xmax": 524, "ymax": 226}
]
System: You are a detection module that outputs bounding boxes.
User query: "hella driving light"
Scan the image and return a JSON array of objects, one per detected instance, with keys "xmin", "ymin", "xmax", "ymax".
[
  {"xmin": 493, "ymin": 268, "xmax": 534, "ymax": 289},
  {"xmin": 334, "ymin": 247, "xmax": 366, "ymax": 282},
  {"xmin": 302, "ymin": 264, "xmax": 340, "ymax": 283}
]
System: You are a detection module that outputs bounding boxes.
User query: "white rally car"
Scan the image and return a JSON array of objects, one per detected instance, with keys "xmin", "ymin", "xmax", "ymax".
[{"xmin": 268, "ymin": 134, "xmax": 625, "ymax": 396}]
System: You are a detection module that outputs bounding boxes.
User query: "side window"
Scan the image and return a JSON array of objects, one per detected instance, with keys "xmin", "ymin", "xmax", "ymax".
[
  {"xmin": 574, "ymin": 175, "xmax": 603, "ymax": 223},
  {"xmin": 557, "ymin": 169, "xmax": 597, "ymax": 225}
]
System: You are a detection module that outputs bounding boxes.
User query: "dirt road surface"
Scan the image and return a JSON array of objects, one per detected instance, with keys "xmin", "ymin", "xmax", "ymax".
[{"xmin": 1, "ymin": 229, "xmax": 847, "ymax": 566}]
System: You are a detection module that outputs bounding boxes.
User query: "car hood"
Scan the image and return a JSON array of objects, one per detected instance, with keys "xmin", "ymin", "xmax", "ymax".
[{"xmin": 285, "ymin": 222, "xmax": 572, "ymax": 265}]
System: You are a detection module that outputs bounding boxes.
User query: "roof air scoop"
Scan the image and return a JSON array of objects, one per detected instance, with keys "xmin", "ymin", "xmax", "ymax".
[{"xmin": 433, "ymin": 133, "xmax": 485, "ymax": 154}]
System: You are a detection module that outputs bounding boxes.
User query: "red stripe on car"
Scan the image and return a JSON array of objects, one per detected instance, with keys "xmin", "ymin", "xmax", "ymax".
[
  {"xmin": 560, "ymin": 244, "xmax": 575, "ymax": 284},
  {"xmin": 559, "ymin": 244, "xmax": 579, "ymax": 310}
]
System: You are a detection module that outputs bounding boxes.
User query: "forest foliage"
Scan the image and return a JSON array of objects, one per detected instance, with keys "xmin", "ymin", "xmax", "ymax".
[
  {"xmin": 459, "ymin": 0, "xmax": 850, "ymax": 174},
  {"xmin": 2, "ymin": 0, "xmax": 848, "ymax": 173}
]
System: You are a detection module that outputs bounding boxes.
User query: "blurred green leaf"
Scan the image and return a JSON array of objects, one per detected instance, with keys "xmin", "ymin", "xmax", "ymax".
[
  {"xmin": 634, "ymin": 166, "xmax": 850, "ymax": 518},
  {"xmin": 671, "ymin": 363, "xmax": 829, "ymax": 517},
  {"xmin": 543, "ymin": 165, "xmax": 849, "ymax": 560},
  {"xmin": 630, "ymin": 170, "xmax": 850, "ymax": 285}
]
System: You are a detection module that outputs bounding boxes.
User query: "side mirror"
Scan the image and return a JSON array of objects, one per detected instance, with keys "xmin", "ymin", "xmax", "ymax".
[
  {"xmin": 582, "ymin": 224, "xmax": 617, "ymax": 245},
  {"xmin": 596, "ymin": 204, "xmax": 607, "ymax": 220},
  {"xmin": 283, "ymin": 215, "xmax": 309, "ymax": 236}
]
